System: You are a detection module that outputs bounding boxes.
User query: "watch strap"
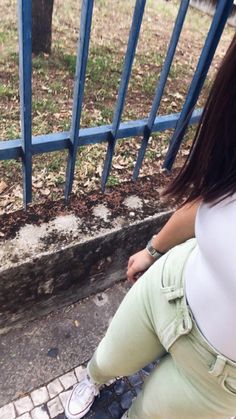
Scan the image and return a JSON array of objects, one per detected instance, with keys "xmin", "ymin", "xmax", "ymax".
[{"xmin": 146, "ymin": 237, "xmax": 165, "ymax": 260}]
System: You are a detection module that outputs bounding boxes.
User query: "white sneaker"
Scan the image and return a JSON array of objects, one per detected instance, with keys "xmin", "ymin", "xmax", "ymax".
[
  {"xmin": 121, "ymin": 412, "xmax": 129, "ymax": 418},
  {"xmin": 65, "ymin": 375, "xmax": 100, "ymax": 419}
]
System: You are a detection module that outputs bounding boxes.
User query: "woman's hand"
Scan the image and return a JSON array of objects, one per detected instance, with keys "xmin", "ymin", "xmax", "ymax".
[{"xmin": 127, "ymin": 249, "xmax": 155, "ymax": 282}]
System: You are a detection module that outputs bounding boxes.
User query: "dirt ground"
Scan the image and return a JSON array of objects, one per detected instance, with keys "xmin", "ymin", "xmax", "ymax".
[{"xmin": 0, "ymin": 170, "xmax": 179, "ymax": 241}]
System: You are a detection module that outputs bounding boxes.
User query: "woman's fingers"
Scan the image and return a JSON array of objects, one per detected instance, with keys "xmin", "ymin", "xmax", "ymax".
[
  {"xmin": 127, "ymin": 256, "xmax": 134, "ymax": 269},
  {"xmin": 127, "ymin": 263, "xmax": 137, "ymax": 281},
  {"xmin": 127, "ymin": 249, "xmax": 155, "ymax": 281}
]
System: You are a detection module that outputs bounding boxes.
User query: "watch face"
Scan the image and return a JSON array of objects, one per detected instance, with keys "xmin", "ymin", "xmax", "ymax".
[
  {"xmin": 146, "ymin": 238, "xmax": 164, "ymax": 260},
  {"xmin": 147, "ymin": 240, "xmax": 157, "ymax": 257},
  {"xmin": 150, "ymin": 247, "xmax": 156, "ymax": 256}
]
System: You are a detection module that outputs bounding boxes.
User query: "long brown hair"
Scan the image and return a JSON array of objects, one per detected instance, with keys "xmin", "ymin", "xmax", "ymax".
[{"xmin": 165, "ymin": 34, "xmax": 236, "ymax": 204}]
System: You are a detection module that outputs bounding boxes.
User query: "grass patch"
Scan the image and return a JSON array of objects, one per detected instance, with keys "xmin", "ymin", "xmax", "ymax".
[
  {"xmin": 107, "ymin": 175, "xmax": 120, "ymax": 187},
  {"xmin": 0, "ymin": 31, "xmax": 7, "ymax": 43},
  {"xmin": 33, "ymin": 98, "xmax": 59, "ymax": 114},
  {"xmin": 4, "ymin": 126, "xmax": 20, "ymax": 140},
  {"xmin": 62, "ymin": 53, "xmax": 76, "ymax": 74},
  {"xmin": 1, "ymin": 159, "xmax": 21, "ymax": 178},
  {"xmin": 87, "ymin": 46, "xmax": 122, "ymax": 88},
  {"xmin": 47, "ymin": 154, "xmax": 65, "ymax": 172},
  {"xmin": 0, "ymin": 84, "xmax": 16, "ymax": 98}
]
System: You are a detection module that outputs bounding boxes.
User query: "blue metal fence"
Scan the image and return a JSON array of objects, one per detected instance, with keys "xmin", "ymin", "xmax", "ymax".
[{"xmin": 0, "ymin": 0, "xmax": 234, "ymax": 207}]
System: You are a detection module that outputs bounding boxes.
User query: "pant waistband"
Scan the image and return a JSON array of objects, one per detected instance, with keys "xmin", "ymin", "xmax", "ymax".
[{"xmin": 188, "ymin": 307, "xmax": 236, "ymax": 375}]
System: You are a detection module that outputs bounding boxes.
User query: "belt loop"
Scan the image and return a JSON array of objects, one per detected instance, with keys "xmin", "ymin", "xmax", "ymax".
[
  {"xmin": 166, "ymin": 288, "xmax": 184, "ymax": 301},
  {"xmin": 209, "ymin": 355, "xmax": 227, "ymax": 377}
]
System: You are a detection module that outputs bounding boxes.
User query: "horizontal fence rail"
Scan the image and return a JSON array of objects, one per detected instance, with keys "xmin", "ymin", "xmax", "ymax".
[{"xmin": 0, "ymin": 0, "xmax": 234, "ymax": 207}]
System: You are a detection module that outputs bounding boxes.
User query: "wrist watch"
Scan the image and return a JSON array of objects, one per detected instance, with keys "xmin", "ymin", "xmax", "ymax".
[{"xmin": 146, "ymin": 235, "xmax": 165, "ymax": 260}]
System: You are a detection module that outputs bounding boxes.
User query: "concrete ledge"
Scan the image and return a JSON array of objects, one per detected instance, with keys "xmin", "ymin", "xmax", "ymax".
[{"xmin": 0, "ymin": 208, "xmax": 172, "ymax": 332}]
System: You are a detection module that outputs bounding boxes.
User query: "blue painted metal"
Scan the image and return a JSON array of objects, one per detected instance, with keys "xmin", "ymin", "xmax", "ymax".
[
  {"xmin": 1, "ymin": 1, "xmax": 233, "ymax": 205},
  {"xmin": 101, "ymin": 0, "xmax": 146, "ymax": 191},
  {"xmin": 132, "ymin": 0, "xmax": 190, "ymax": 181},
  {"xmin": 163, "ymin": 0, "xmax": 234, "ymax": 170},
  {"xmin": 65, "ymin": 0, "xmax": 94, "ymax": 201},
  {"xmin": 0, "ymin": 110, "xmax": 202, "ymax": 160},
  {"xmin": 18, "ymin": 0, "xmax": 32, "ymax": 206}
]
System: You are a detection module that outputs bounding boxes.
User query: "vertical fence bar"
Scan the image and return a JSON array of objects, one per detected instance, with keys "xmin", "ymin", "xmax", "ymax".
[
  {"xmin": 65, "ymin": 0, "xmax": 94, "ymax": 201},
  {"xmin": 101, "ymin": 0, "xmax": 146, "ymax": 191},
  {"xmin": 132, "ymin": 0, "xmax": 190, "ymax": 180},
  {"xmin": 18, "ymin": 0, "xmax": 32, "ymax": 207},
  {"xmin": 163, "ymin": 0, "xmax": 234, "ymax": 170}
]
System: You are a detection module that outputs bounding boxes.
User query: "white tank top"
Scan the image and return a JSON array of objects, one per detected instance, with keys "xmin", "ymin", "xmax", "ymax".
[{"xmin": 185, "ymin": 193, "xmax": 236, "ymax": 361}]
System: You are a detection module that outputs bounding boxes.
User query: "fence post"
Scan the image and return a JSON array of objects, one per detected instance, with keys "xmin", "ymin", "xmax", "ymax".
[
  {"xmin": 101, "ymin": 0, "xmax": 146, "ymax": 191},
  {"xmin": 18, "ymin": 0, "xmax": 33, "ymax": 207},
  {"xmin": 65, "ymin": 0, "xmax": 94, "ymax": 202}
]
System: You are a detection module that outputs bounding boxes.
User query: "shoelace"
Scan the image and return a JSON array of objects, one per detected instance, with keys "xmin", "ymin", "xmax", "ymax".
[{"xmin": 74, "ymin": 380, "xmax": 99, "ymax": 403}]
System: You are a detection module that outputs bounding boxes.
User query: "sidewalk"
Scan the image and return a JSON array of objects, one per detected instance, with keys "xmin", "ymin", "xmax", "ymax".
[
  {"xmin": 0, "ymin": 361, "xmax": 157, "ymax": 419},
  {"xmin": 0, "ymin": 281, "xmax": 142, "ymax": 419}
]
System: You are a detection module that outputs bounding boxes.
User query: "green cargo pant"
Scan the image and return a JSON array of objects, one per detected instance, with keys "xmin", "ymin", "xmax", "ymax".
[{"xmin": 88, "ymin": 239, "xmax": 236, "ymax": 418}]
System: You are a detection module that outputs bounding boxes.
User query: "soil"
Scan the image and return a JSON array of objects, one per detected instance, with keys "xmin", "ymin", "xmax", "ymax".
[{"xmin": 0, "ymin": 169, "xmax": 179, "ymax": 243}]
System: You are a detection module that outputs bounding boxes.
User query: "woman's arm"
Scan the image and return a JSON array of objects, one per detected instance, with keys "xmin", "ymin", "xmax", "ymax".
[{"xmin": 127, "ymin": 199, "xmax": 201, "ymax": 281}]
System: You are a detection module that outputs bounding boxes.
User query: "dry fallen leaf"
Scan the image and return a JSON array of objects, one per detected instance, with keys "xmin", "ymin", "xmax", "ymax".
[
  {"xmin": 34, "ymin": 181, "xmax": 43, "ymax": 189},
  {"xmin": 0, "ymin": 181, "xmax": 7, "ymax": 194},
  {"xmin": 13, "ymin": 186, "xmax": 23, "ymax": 199},
  {"xmin": 113, "ymin": 163, "xmax": 124, "ymax": 170},
  {"xmin": 40, "ymin": 188, "xmax": 50, "ymax": 196}
]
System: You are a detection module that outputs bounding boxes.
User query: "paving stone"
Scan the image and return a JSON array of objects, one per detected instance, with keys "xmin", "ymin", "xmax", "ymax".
[
  {"xmin": 87, "ymin": 393, "xmax": 105, "ymax": 411},
  {"xmin": 98, "ymin": 387, "xmax": 113, "ymax": 402},
  {"xmin": 18, "ymin": 413, "xmax": 31, "ymax": 419},
  {"xmin": 31, "ymin": 405, "xmax": 49, "ymax": 419},
  {"xmin": 74, "ymin": 366, "xmax": 87, "ymax": 382},
  {"xmin": 47, "ymin": 396, "xmax": 63, "ymax": 418},
  {"xmin": 142, "ymin": 362, "xmax": 156, "ymax": 374},
  {"xmin": 128, "ymin": 373, "xmax": 143, "ymax": 387},
  {"xmin": 132, "ymin": 383, "xmax": 143, "ymax": 396},
  {"xmin": 59, "ymin": 371, "xmax": 77, "ymax": 390},
  {"xmin": 14, "ymin": 395, "xmax": 33, "ymax": 415},
  {"xmin": 47, "ymin": 379, "xmax": 64, "ymax": 399},
  {"xmin": 59, "ymin": 390, "xmax": 72, "ymax": 409},
  {"xmin": 31, "ymin": 387, "xmax": 49, "ymax": 406},
  {"xmin": 120, "ymin": 391, "xmax": 134, "ymax": 410},
  {"xmin": 90, "ymin": 410, "xmax": 110, "ymax": 419},
  {"xmin": 107, "ymin": 400, "xmax": 123, "ymax": 418},
  {"xmin": 113, "ymin": 379, "xmax": 127, "ymax": 396},
  {"xmin": 11, "ymin": 362, "xmax": 157, "ymax": 419},
  {"xmin": 0, "ymin": 403, "xmax": 16, "ymax": 419}
]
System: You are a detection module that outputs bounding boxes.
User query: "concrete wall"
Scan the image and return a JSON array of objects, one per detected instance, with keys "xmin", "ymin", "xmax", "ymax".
[{"xmin": 0, "ymin": 209, "xmax": 172, "ymax": 333}]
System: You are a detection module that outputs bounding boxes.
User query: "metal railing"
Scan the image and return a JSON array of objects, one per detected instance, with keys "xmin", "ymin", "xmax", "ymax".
[{"xmin": 0, "ymin": 0, "xmax": 234, "ymax": 207}]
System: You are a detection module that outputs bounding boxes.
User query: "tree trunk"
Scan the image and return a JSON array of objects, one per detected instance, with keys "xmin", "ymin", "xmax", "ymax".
[{"xmin": 32, "ymin": 0, "xmax": 54, "ymax": 55}]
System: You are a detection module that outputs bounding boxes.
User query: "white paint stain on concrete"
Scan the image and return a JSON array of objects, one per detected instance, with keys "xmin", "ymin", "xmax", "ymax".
[
  {"xmin": 123, "ymin": 195, "xmax": 143, "ymax": 210},
  {"xmin": 92, "ymin": 204, "xmax": 110, "ymax": 221},
  {"xmin": 52, "ymin": 214, "xmax": 79, "ymax": 233},
  {"xmin": 0, "ymin": 215, "xmax": 81, "ymax": 268}
]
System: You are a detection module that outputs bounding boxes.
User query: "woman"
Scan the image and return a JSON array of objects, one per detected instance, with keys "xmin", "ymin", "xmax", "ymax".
[{"xmin": 65, "ymin": 33, "xmax": 236, "ymax": 419}]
